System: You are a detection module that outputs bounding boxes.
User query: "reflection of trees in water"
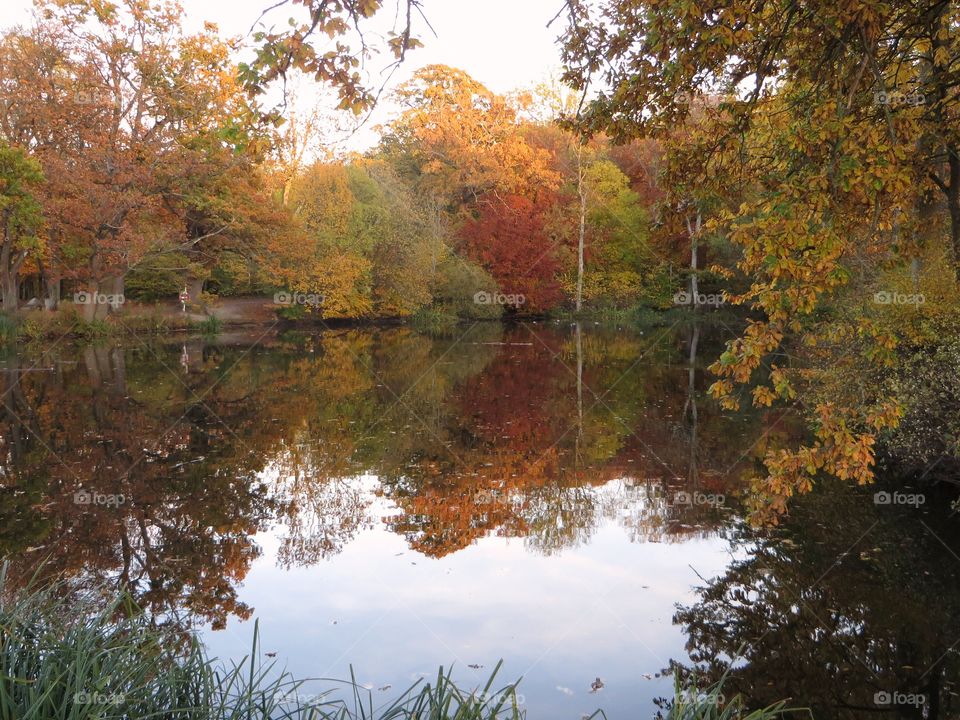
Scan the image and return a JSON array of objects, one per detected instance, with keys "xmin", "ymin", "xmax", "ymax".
[
  {"xmin": 0, "ymin": 321, "xmax": 777, "ymax": 625},
  {"xmin": 271, "ymin": 465, "xmax": 373, "ymax": 568},
  {"xmin": 0, "ymin": 343, "xmax": 275, "ymax": 629},
  {"xmin": 374, "ymin": 322, "xmax": 772, "ymax": 557},
  {"xmin": 670, "ymin": 480, "xmax": 960, "ymax": 718}
]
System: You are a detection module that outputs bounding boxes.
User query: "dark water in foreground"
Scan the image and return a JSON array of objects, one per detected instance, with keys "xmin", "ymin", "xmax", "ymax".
[{"xmin": 1, "ymin": 320, "xmax": 958, "ymax": 718}]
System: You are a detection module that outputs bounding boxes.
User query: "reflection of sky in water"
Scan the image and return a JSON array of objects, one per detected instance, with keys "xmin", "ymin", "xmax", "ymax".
[{"xmin": 204, "ymin": 474, "xmax": 736, "ymax": 719}]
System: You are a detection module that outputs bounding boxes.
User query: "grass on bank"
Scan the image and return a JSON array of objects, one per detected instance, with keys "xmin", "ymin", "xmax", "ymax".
[
  {"xmin": 190, "ymin": 314, "xmax": 224, "ymax": 337},
  {"xmin": 0, "ymin": 571, "xmax": 801, "ymax": 720},
  {"xmin": 0, "ymin": 306, "xmax": 208, "ymax": 345}
]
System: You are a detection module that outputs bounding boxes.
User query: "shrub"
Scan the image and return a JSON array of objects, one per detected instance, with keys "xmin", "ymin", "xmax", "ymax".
[
  {"xmin": 430, "ymin": 255, "xmax": 503, "ymax": 321},
  {"xmin": 192, "ymin": 315, "xmax": 224, "ymax": 337}
]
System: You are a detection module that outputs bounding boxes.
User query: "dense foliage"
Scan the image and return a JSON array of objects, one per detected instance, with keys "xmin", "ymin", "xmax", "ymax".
[
  {"xmin": 0, "ymin": 5, "xmax": 667, "ymax": 325},
  {"xmin": 3, "ymin": 0, "xmax": 959, "ymax": 514},
  {"xmin": 559, "ymin": 0, "xmax": 960, "ymax": 516}
]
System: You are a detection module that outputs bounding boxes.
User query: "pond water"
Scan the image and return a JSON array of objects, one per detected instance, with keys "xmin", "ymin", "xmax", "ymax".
[{"xmin": 1, "ymin": 320, "xmax": 958, "ymax": 718}]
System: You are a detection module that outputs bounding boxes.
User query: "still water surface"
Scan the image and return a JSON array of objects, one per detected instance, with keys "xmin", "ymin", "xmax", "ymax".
[{"xmin": 1, "ymin": 321, "xmax": 957, "ymax": 717}]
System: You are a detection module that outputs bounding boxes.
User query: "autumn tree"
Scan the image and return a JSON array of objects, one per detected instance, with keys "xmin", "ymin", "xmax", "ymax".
[
  {"xmin": 264, "ymin": 162, "xmax": 372, "ymax": 317},
  {"xmin": 0, "ymin": 0, "xmax": 284, "ymax": 318},
  {"xmin": 459, "ymin": 193, "xmax": 564, "ymax": 312},
  {"xmin": 27, "ymin": 0, "xmax": 196, "ymax": 318},
  {"xmin": 379, "ymin": 65, "xmax": 559, "ymax": 212},
  {"xmin": 560, "ymin": 0, "xmax": 960, "ymax": 514},
  {"xmin": 271, "ymin": 159, "xmax": 445, "ymax": 317},
  {"xmin": 351, "ymin": 160, "xmax": 441, "ymax": 315},
  {"xmin": 168, "ymin": 132, "xmax": 288, "ymax": 301},
  {"xmin": 152, "ymin": 23, "xmax": 280, "ymax": 301},
  {"xmin": 574, "ymin": 159, "xmax": 651, "ymax": 306},
  {"xmin": 0, "ymin": 144, "xmax": 44, "ymax": 312},
  {"xmin": 522, "ymin": 105, "xmax": 653, "ymax": 311}
]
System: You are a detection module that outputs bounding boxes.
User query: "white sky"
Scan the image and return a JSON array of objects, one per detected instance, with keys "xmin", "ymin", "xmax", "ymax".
[{"xmin": 1, "ymin": 0, "xmax": 569, "ymax": 151}]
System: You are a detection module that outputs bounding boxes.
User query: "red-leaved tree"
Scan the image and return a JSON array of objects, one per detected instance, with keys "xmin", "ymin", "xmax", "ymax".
[{"xmin": 459, "ymin": 194, "xmax": 564, "ymax": 312}]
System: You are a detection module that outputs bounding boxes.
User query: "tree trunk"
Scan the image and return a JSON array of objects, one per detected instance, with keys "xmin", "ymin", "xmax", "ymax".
[
  {"xmin": 0, "ymin": 229, "xmax": 18, "ymax": 313},
  {"xmin": 948, "ymin": 148, "xmax": 960, "ymax": 271},
  {"xmin": 686, "ymin": 211, "xmax": 702, "ymax": 307},
  {"xmin": 38, "ymin": 255, "xmax": 61, "ymax": 311},
  {"xmin": 82, "ymin": 275, "xmax": 125, "ymax": 322},
  {"xmin": 45, "ymin": 280, "xmax": 60, "ymax": 311},
  {"xmin": 82, "ymin": 291, "xmax": 96, "ymax": 322},
  {"xmin": 1, "ymin": 272, "xmax": 18, "ymax": 313},
  {"xmin": 110, "ymin": 275, "xmax": 125, "ymax": 313}
]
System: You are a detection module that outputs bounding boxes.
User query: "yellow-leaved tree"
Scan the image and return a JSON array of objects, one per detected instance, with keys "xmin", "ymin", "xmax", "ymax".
[{"xmin": 560, "ymin": 0, "xmax": 960, "ymax": 518}]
